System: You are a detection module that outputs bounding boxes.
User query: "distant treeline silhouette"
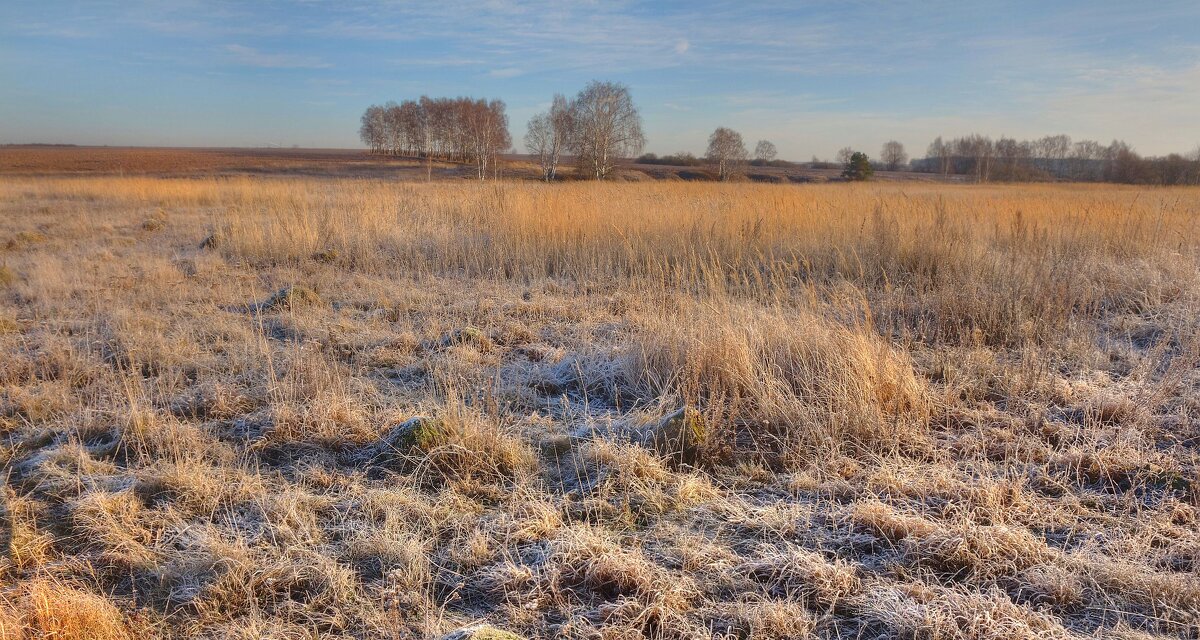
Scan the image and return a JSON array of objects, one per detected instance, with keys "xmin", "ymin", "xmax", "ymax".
[
  {"xmin": 359, "ymin": 82, "xmax": 1200, "ymax": 184},
  {"xmin": 916, "ymin": 134, "xmax": 1200, "ymax": 185}
]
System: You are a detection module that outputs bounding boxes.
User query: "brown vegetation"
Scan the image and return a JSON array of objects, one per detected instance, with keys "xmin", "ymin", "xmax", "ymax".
[
  {"xmin": 0, "ymin": 145, "xmax": 957, "ymax": 184},
  {"xmin": 0, "ymin": 177, "xmax": 1198, "ymax": 638}
]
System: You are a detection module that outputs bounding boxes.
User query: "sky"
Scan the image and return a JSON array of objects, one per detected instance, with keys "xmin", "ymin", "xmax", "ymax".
[{"xmin": 2, "ymin": 1, "xmax": 1199, "ymax": 160}]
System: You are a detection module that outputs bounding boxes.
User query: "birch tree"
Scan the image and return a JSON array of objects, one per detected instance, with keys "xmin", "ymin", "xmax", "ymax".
[
  {"xmin": 359, "ymin": 105, "xmax": 386, "ymax": 153},
  {"xmin": 524, "ymin": 94, "xmax": 573, "ymax": 181},
  {"xmin": 927, "ymin": 137, "xmax": 950, "ymax": 175},
  {"xmin": 754, "ymin": 140, "xmax": 777, "ymax": 162},
  {"xmin": 464, "ymin": 99, "xmax": 511, "ymax": 180},
  {"xmin": 880, "ymin": 140, "xmax": 907, "ymax": 171},
  {"xmin": 569, "ymin": 81, "xmax": 645, "ymax": 180},
  {"xmin": 706, "ymin": 127, "xmax": 748, "ymax": 180}
]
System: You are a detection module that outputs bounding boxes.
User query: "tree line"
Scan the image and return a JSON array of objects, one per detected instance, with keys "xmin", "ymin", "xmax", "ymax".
[
  {"xmin": 360, "ymin": 84, "xmax": 1199, "ymax": 185},
  {"xmin": 915, "ymin": 134, "xmax": 1200, "ymax": 185},
  {"xmin": 359, "ymin": 81, "xmax": 647, "ymax": 182}
]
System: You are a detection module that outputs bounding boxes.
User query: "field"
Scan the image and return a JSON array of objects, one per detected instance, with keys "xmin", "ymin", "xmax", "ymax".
[
  {"xmin": 0, "ymin": 176, "xmax": 1198, "ymax": 639},
  {"xmin": 0, "ymin": 147, "xmax": 459, "ymax": 180},
  {"xmin": 0, "ymin": 146, "xmax": 950, "ymax": 183}
]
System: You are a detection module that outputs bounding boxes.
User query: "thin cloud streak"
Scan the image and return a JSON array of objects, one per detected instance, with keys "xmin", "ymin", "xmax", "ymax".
[{"xmin": 223, "ymin": 45, "xmax": 332, "ymax": 69}]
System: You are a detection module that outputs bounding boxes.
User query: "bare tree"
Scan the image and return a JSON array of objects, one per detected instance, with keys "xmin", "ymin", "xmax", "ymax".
[
  {"xmin": 383, "ymin": 101, "xmax": 404, "ymax": 155},
  {"xmin": 926, "ymin": 137, "xmax": 950, "ymax": 175},
  {"xmin": 993, "ymin": 137, "xmax": 1026, "ymax": 181},
  {"xmin": 1035, "ymin": 134, "xmax": 1072, "ymax": 176},
  {"xmin": 359, "ymin": 105, "xmax": 386, "ymax": 154},
  {"xmin": 1048, "ymin": 134, "xmax": 1072, "ymax": 161},
  {"xmin": 836, "ymin": 147, "xmax": 854, "ymax": 166},
  {"xmin": 955, "ymin": 134, "xmax": 994, "ymax": 182},
  {"xmin": 464, "ymin": 99, "xmax": 511, "ymax": 180},
  {"xmin": 706, "ymin": 127, "xmax": 748, "ymax": 181},
  {"xmin": 524, "ymin": 94, "xmax": 573, "ymax": 181},
  {"xmin": 525, "ymin": 113, "xmax": 554, "ymax": 181},
  {"xmin": 410, "ymin": 98, "xmax": 432, "ymax": 178},
  {"xmin": 754, "ymin": 140, "xmax": 777, "ymax": 163},
  {"xmin": 1106, "ymin": 140, "xmax": 1144, "ymax": 183},
  {"xmin": 880, "ymin": 140, "xmax": 907, "ymax": 171},
  {"xmin": 569, "ymin": 81, "xmax": 645, "ymax": 180},
  {"xmin": 1159, "ymin": 153, "xmax": 1192, "ymax": 185},
  {"xmin": 1069, "ymin": 140, "xmax": 1107, "ymax": 181}
]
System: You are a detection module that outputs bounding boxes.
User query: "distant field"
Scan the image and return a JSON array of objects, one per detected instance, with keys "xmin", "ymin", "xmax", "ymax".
[
  {"xmin": 0, "ymin": 177, "xmax": 1197, "ymax": 639},
  {"xmin": 0, "ymin": 145, "xmax": 955, "ymax": 183},
  {"xmin": 0, "ymin": 146, "xmax": 458, "ymax": 179}
]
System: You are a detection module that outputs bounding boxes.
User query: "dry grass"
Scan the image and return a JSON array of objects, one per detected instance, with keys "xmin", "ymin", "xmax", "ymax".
[
  {"xmin": 1, "ymin": 176, "xmax": 1198, "ymax": 639},
  {"xmin": 0, "ymin": 578, "xmax": 136, "ymax": 640}
]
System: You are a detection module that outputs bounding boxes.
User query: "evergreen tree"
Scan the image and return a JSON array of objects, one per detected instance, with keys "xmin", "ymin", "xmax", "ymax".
[{"xmin": 842, "ymin": 151, "xmax": 874, "ymax": 181}]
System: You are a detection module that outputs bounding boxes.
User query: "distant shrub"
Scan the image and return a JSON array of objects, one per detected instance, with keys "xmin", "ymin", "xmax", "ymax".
[
  {"xmin": 5, "ymin": 230, "xmax": 47, "ymax": 250},
  {"xmin": 312, "ymin": 248, "xmax": 339, "ymax": 264},
  {"xmin": 261, "ymin": 285, "xmax": 323, "ymax": 311},
  {"xmin": 748, "ymin": 159, "xmax": 797, "ymax": 168},
  {"xmin": 199, "ymin": 231, "xmax": 222, "ymax": 249},
  {"xmin": 636, "ymin": 152, "xmax": 705, "ymax": 167}
]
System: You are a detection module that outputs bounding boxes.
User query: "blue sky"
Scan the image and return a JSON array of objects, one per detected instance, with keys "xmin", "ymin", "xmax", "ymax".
[{"xmin": 2, "ymin": 1, "xmax": 1198, "ymax": 159}]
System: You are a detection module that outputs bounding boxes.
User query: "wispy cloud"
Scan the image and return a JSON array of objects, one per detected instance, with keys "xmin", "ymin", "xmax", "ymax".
[
  {"xmin": 3, "ymin": 0, "xmax": 1200, "ymax": 153},
  {"xmin": 223, "ymin": 44, "xmax": 331, "ymax": 69},
  {"xmin": 9, "ymin": 22, "xmax": 98, "ymax": 38},
  {"xmin": 388, "ymin": 56, "xmax": 488, "ymax": 67}
]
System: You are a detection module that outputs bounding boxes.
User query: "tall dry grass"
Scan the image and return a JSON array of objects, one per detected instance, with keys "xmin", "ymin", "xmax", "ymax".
[
  {"xmin": 7, "ymin": 177, "xmax": 1198, "ymax": 459},
  {"xmin": 0, "ymin": 578, "xmax": 134, "ymax": 640},
  {"xmin": 2, "ymin": 177, "xmax": 1199, "ymax": 639},
  {"xmin": 8, "ymin": 178, "xmax": 1196, "ymax": 348}
]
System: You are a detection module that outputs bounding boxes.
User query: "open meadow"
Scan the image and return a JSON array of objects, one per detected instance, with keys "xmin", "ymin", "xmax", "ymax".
[
  {"xmin": 0, "ymin": 146, "xmax": 946, "ymax": 184},
  {"xmin": 1, "ymin": 177, "xmax": 1198, "ymax": 639}
]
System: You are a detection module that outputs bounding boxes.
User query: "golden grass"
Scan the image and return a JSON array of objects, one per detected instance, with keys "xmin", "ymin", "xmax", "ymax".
[
  {"xmin": 0, "ymin": 579, "xmax": 133, "ymax": 640},
  {"xmin": 1, "ymin": 176, "xmax": 1198, "ymax": 639},
  {"xmin": 10, "ymin": 178, "xmax": 1193, "ymax": 344}
]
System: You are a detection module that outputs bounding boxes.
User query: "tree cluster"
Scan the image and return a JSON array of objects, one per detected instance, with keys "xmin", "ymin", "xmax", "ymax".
[
  {"xmin": 525, "ymin": 81, "xmax": 646, "ymax": 181},
  {"xmin": 699, "ymin": 130, "xmax": 783, "ymax": 180},
  {"xmin": 917, "ymin": 134, "xmax": 1200, "ymax": 185},
  {"xmin": 359, "ymin": 97, "xmax": 511, "ymax": 179}
]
